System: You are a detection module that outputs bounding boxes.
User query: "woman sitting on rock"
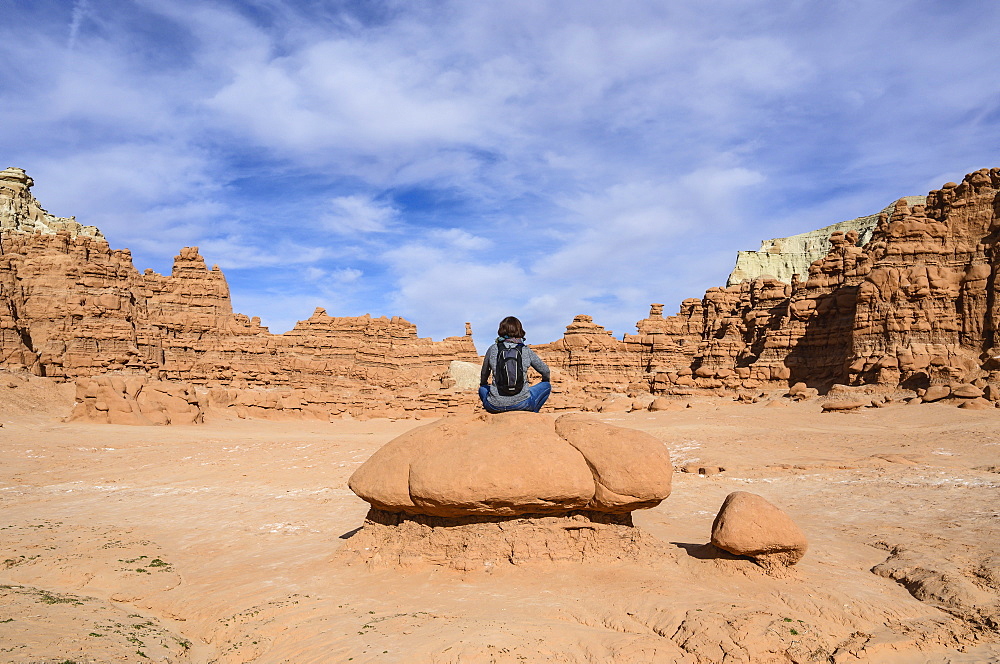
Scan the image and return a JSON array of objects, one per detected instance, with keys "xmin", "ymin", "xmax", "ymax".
[{"xmin": 479, "ymin": 316, "xmax": 551, "ymax": 413}]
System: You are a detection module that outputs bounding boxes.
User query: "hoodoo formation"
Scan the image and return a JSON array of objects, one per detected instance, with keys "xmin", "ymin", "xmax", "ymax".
[
  {"xmin": 343, "ymin": 412, "xmax": 674, "ymax": 568},
  {"xmin": 3, "ymin": 166, "xmax": 1000, "ymax": 418}
]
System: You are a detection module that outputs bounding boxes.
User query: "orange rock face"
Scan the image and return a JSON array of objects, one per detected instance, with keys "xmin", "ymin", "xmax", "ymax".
[
  {"xmin": 7, "ymin": 166, "xmax": 1000, "ymax": 418},
  {"xmin": 0, "ymin": 233, "xmax": 476, "ymax": 385},
  {"xmin": 537, "ymin": 168, "xmax": 1000, "ymax": 399},
  {"xmin": 533, "ymin": 315, "xmax": 641, "ymax": 382},
  {"xmin": 0, "ymin": 170, "xmax": 478, "ymax": 421}
]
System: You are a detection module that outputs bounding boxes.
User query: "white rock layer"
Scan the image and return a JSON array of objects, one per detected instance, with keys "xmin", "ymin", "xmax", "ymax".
[{"xmin": 728, "ymin": 196, "xmax": 925, "ymax": 286}]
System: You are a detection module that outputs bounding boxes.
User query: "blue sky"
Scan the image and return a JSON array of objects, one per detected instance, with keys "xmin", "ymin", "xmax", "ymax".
[{"xmin": 2, "ymin": 0, "xmax": 998, "ymax": 348}]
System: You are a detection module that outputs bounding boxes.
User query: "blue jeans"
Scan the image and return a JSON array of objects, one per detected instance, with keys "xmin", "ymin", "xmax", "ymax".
[{"xmin": 479, "ymin": 382, "xmax": 551, "ymax": 413}]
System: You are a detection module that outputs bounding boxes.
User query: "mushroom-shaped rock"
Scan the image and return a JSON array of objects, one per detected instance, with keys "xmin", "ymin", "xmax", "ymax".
[
  {"xmin": 348, "ymin": 412, "xmax": 672, "ymax": 517},
  {"xmin": 951, "ymin": 383, "xmax": 984, "ymax": 399},
  {"xmin": 710, "ymin": 491, "xmax": 807, "ymax": 567}
]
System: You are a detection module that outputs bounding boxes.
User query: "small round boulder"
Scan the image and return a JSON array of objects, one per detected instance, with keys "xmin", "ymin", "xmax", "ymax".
[{"xmin": 710, "ymin": 491, "xmax": 808, "ymax": 567}]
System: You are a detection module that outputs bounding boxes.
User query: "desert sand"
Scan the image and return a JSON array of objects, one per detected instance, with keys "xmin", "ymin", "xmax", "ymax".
[{"xmin": 1, "ymin": 378, "xmax": 998, "ymax": 664}]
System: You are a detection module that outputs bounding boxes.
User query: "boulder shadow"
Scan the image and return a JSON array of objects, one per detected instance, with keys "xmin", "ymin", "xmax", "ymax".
[
  {"xmin": 671, "ymin": 541, "xmax": 750, "ymax": 562},
  {"xmin": 339, "ymin": 526, "xmax": 363, "ymax": 540}
]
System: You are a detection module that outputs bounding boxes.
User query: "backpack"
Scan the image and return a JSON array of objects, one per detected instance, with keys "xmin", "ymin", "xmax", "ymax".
[{"xmin": 495, "ymin": 341, "xmax": 525, "ymax": 396}]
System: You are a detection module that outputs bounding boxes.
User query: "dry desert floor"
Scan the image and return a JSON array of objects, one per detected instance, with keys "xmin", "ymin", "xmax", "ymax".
[{"xmin": 1, "ymin": 377, "xmax": 999, "ymax": 663}]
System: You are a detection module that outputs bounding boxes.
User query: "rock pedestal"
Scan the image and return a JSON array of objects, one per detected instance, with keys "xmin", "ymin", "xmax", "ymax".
[{"xmin": 343, "ymin": 412, "xmax": 673, "ymax": 567}]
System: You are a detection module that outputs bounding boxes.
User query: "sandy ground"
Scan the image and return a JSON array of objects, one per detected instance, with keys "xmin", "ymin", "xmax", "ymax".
[{"xmin": 1, "ymin": 378, "xmax": 999, "ymax": 663}]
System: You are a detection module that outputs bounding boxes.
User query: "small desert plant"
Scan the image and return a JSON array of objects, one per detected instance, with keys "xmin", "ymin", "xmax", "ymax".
[{"xmin": 37, "ymin": 590, "xmax": 83, "ymax": 606}]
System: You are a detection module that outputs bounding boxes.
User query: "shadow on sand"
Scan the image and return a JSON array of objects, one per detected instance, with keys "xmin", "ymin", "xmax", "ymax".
[
  {"xmin": 671, "ymin": 541, "xmax": 753, "ymax": 562},
  {"xmin": 339, "ymin": 526, "xmax": 363, "ymax": 540}
]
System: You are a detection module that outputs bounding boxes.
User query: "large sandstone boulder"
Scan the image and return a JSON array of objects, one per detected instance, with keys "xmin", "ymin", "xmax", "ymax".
[
  {"xmin": 710, "ymin": 491, "xmax": 808, "ymax": 567},
  {"xmin": 348, "ymin": 412, "xmax": 672, "ymax": 517}
]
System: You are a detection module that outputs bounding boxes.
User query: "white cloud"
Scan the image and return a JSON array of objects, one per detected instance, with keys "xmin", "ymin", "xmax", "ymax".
[
  {"xmin": 538, "ymin": 165, "xmax": 765, "ymax": 284},
  {"xmin": 205, "ymin": 36, "xmax": 485, "ymax": 154},
  {"xmin": 228, "ymin": 292, "xmax": 333, "ymax": 335},
  {"xmin": 388, "ymin": 257, "xmax": 530, "ymax": 345},
  {"xmin": 427, "ymin": 228, "xmax": 491, "ymax": 252},
  {"xmin": 694, "ymin": 36, "xmax": 814, "ymax": 100},
  {"xmin": 304, "ymin": 266, "xmax": 362, "ymax": 284},
  {"xmin": 21, "ymin": 142, "xmax": 225, "ymax": 271},
  {"xmin": 196, "ymin": 236, "xmax": 327, "ymax": 270},
  {"xmin": 321, "ymin": 195, "xmax": 398, "ymax": 234}
]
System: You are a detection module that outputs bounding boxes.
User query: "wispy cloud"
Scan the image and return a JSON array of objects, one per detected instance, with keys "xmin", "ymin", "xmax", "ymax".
[
  {"xmin": 321, "ymin": 195, "xmax": 398, "ymax": 235},
  {"xmin": 67, "ymin": 0, "xmax": 89, "ymax": 50},
  {"xmin": 196, "ymin": 236, "xmax": 328, "ymax": 270}
]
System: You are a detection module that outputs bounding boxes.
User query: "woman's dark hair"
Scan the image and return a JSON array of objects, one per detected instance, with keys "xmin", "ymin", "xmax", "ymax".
[{"xmin": 497, "ymin": 316, "xmax": 525, "ymax": 339}]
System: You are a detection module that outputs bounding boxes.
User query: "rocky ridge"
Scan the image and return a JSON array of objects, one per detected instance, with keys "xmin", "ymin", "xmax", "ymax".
[
  {"xmin": 534, "ymin": 168, "xmax": 1000, "ymax": 407},
  {"xmin": 0, "ymin": 167, "xmax": 478, "ymax": 422},
  {"xmin": 4, "ymin": 166, "xmax": 1000, "ymax": 421}
]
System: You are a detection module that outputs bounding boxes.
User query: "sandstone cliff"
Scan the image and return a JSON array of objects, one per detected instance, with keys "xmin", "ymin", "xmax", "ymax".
[
  {"xmin": 0, "ymin": 168, "xmax": 478, "ymax": 421},
  {"xmin": 6, "ymin": 166, "xmax": 1000, "ymax": 421},
  {"xmin": 537, "ymin": 168, "xmax": 1000, "ymax": 402}
]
